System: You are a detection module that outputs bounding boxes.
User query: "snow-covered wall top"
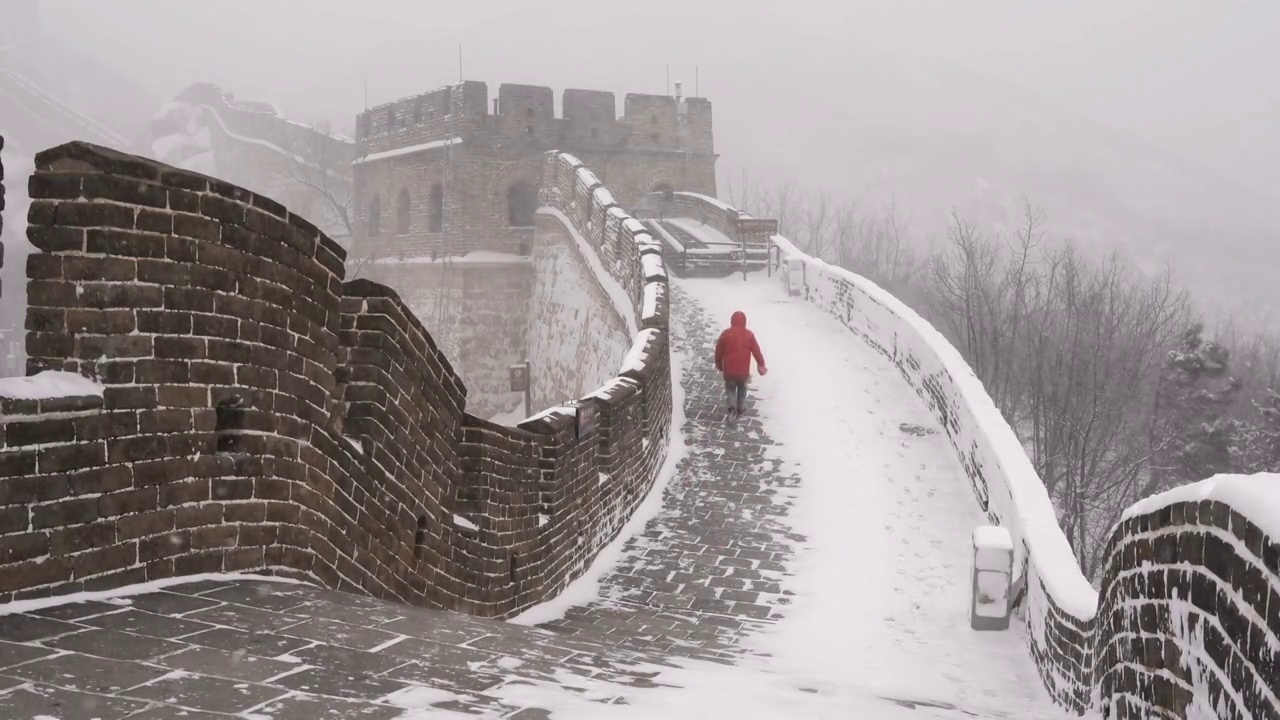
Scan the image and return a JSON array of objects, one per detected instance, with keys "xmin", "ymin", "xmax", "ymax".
[
  {"xmin": 693, "ymin": 193, "xmax": 1277, "ymax": 718},
  {"xmin": 0, "ymin": 141, "xmax": 672, "ymax": 623}
]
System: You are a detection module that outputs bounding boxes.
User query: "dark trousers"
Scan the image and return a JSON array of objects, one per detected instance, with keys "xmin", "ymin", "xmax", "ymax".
[{"xmin": 724, "ymin": 377, "xmax": 748, "ymax": 412}]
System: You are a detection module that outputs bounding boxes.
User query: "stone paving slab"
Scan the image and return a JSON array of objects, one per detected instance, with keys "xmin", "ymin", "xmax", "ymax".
[{"xmin": 0, "ymin": 287, "xmax": 803, "ymax": 717}]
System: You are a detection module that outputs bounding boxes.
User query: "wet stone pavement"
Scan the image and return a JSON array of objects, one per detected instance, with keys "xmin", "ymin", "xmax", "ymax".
[{"xmin": 0, "ymin": 286, "xmax": 804, "ymax": 718}]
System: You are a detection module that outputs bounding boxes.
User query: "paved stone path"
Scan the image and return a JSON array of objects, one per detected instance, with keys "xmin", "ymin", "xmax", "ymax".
[{"xmin": 0, "ymin": 287, "xmax": 803, "ymax": 718}]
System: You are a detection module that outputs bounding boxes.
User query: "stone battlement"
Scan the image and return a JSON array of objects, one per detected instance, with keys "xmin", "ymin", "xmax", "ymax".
[
  {"xmin": 355, "ymin": 81, "xmax": 714, "ymax": 159},
  {"xmin": 1, "ymin": 141, "xmax": 672, "ymax": 618}
]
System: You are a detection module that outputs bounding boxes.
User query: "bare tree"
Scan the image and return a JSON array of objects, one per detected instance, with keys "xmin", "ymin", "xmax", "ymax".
[{"xmin": 283, "ymin": 122, "xmax": 355, "ymax": 247}]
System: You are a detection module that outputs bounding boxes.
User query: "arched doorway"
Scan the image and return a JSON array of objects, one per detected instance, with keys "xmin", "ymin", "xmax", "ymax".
[{"xmin": 507, "ymin": 182, "xmax": 538, "ymax": 227}]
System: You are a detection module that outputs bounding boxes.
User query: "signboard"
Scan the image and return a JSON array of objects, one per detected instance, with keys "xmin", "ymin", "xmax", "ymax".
[
  {"xmin": 508, "ymin": 362, "xmax": 529, "ymax": 393},
  {"xmin": 565, "ymin": 400, "xmax": 599, "ymax": 441},
  {"xmin": 735, "ymin": 218, "xmax": 778, "ymax": 236}
]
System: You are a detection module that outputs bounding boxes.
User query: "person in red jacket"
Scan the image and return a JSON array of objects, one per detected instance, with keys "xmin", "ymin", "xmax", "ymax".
[{"xmin": 714, "ymin": 310, "xmax": 767, "ymax": 419}]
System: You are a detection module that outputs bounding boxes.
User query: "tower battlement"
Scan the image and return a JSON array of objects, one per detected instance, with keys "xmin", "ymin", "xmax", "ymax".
[{"xmin": 354, "ymin": 81, "xmax": 714, "ymax": 159}]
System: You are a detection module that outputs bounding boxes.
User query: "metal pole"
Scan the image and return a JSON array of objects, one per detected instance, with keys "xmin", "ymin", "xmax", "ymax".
[
  {"xmin": 666, "ymin": 65, "xmax": 670, "ymax": 96},
  {"xmin": 524, "ymin": 358, "xmax": 532, "ymax": 419},
  {"xmin": 458, "ymin": 45, "xmax": 463, "ymax": 82}
]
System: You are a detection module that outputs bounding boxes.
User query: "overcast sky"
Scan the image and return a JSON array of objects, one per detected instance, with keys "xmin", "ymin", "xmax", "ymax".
[{"xmin": 41, "ymin": 0, "xmax": 1279, "ymax": 195}]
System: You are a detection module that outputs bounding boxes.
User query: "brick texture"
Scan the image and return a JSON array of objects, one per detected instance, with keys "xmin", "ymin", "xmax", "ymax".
[{"xmin": 1, "ymin": 142, "xmax": 671, "ymax": 620}]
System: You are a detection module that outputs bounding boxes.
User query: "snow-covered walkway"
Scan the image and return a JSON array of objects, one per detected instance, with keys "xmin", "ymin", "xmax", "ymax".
[
  {"xmin": 680, "ymin": 272, "xmax": 1071, "ymax": 717},
  {"xmin": 509, "ymin": 272, "xmax": 1077, "ymax": 718}
]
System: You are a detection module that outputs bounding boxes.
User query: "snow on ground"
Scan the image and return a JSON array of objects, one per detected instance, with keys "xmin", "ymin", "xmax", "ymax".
[
  {"xmin": 0, "ymin": 370, "xmax": 104, "ymax": 399},
  {"xmin": 665, "ymin": 217, "xmax": 738, "ymax": 246},
  {"xmin": 512, "ymin": 271, "xmax": 1079, "ymax": 719},
  {"xmin": 682, "ymin": 272, "xmax": 1069, "ymax": 718}
]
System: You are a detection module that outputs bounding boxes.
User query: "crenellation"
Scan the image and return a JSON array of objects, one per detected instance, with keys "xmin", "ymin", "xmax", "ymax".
[{"xmin": 356, "ymin": 81, "xmax": 713, "ymax": 158}]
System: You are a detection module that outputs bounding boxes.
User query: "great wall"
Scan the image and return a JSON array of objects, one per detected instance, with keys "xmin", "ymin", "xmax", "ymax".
[{"xmin": 0, "ymin": 75, "xmax": 1277, "ymax": 718}]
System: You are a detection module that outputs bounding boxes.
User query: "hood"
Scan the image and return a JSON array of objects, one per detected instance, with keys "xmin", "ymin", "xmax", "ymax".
[{"xmin": 730, "ymin": 311, "xmax": 747, "ymax": 328}]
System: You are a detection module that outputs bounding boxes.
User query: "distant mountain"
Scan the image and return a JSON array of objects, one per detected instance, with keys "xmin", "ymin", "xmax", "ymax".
[
  {"xmin": 717, "ymin": 55, "xmax": 1280, "ymax": 329},
  {"xmin": 0, "ymin": 30, "xmax": 158, "ymax": 156}
]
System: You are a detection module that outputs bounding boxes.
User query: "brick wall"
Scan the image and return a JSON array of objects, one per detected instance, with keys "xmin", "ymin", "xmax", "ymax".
[
  {"xmin": 765, "ymin": 230, "xmax": 1280, "ymax": 718},
  {"xmin": 0, "ymin": 141, "xmax": 672, "ymax": 619}
]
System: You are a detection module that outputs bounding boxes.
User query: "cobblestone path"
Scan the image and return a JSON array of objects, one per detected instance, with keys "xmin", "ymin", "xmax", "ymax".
[{"xmin": 0, "ymin": 286, "xmax": 803, "ymax": 718}]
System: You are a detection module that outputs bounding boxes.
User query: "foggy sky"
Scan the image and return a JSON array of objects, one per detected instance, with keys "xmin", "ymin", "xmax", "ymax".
[{"xmin": 42, "ymin": 0, "xmax": 1280, "ymax": 197}]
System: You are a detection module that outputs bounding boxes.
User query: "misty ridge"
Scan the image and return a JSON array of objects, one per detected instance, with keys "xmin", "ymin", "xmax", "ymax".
[{"xmin": 1, "ymin": 0, "xmax": 1279, "ymax": 580}]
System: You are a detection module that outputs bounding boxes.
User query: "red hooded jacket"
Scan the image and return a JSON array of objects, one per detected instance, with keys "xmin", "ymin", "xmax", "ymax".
[{"xmin": 715, "ymin": 311, "xmax": 765, "ymax": 380}]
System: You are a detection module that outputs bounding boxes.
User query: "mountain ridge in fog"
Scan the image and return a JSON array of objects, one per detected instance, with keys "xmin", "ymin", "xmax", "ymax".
[{"xmin": 713, "ymin": 52, "xmax": 1279, "ymax": 327}]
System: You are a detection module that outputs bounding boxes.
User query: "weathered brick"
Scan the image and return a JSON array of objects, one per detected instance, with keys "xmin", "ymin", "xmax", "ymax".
[
  {"xmin": 137, "ymin": 309, "xmax": 193, "ymax": 334},
  {"xmin": 173, "ymin": 213, "xmax": 221, "ymax": 242},
  {"xmin": 140, "ymin": 531, "xmax": 190, "ymax": 562},
  {"xmin": 0, "ymin": 507, "xmax": 30, "ymax": 535},
  {"xmin": 3, "ymin": 418, "xmax": 76, "ymax": 448},
  {"xmin": 63, "ymin": 255, "xmax": 136, "ymax": 282},
  {"xmin": 25, "ymin": 254, "xmax": 63, "ymax": 281},
  {"xmin": 38, "ymin": 442, "xmax": 105, "ymax": 474},
  {"xmin": 98, "ymin": 488, "xmax": 159, "ymax": 519},
  {"xmin": 86, "ymin": 228, "xmax": 167, "ymax": 258},
  {"xmin": 175, "ymin": 504, "xmax": 223, "ymax": 529},
  {"xmin": 135, "ymin": 209, "xmax": 174, "ymax": 234},
  {"xmin": 79, "ymin": 282, "xmax": 163, "ymax": 309},
  {"xmin": 66, "ymin": 466, "xmax": 133, "ymax": 496},
  {"xmin": 191, "ymin": 525, "xmax": 238, "ymax": 550},
  {"xmin": 104, "ymin": 386, "xmax": 157, "ymax": 410},
  {"xmin": 0, "ymin": 451, "xmax": 37, "ymax": 479},
  {"xmin": 32, "ymin": 497, "xmax": 100, "ymax": 528},
  {"xmin": 0, "ymin": 532, "xmax": 50, "ymax": 564},
  {"xmin": 75, "ymin": 413, "xmax": 140, "ymax": 442},
  {"xmin": 0, "ymin": 556, "xmax": 71, "ymax": 592},
  {"xmin": 26, "ymin": 225, "xmax": 85, "ymax": 252},
  {"xmin": 26, "ymin": 279, "xmax": 78, "ymax": 308},
  {"xmin": 56, "ymin": 200, "xmax": 135, "ymax": 228},
  {"xmin": 50, "ymin": 522, "xmax": 117, "ymax": 556},
  {"xmin": 117, "ymin": 510, "xmax": 176, "ymax": 541},
  {"xmin": 159, "ymin": 477, "xmax": 209, "ymax": 506},
  {"xmin": 82, "ymin": 174, "xmax": 167, "ymax": 208},
  {"xmin": 65, "ymin": 308, "xmax": 136, "ymax": 334},
  {"xmin": 107, "ymin": 436, "xmax": 171, "ymax": 464},
  {"xmin": 25, "ymin": 307, "xmax": 66, "ymax": 333},
  {"xmin": 72, "ymin": 542, "xmax": 138, "ymax": 580}
]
